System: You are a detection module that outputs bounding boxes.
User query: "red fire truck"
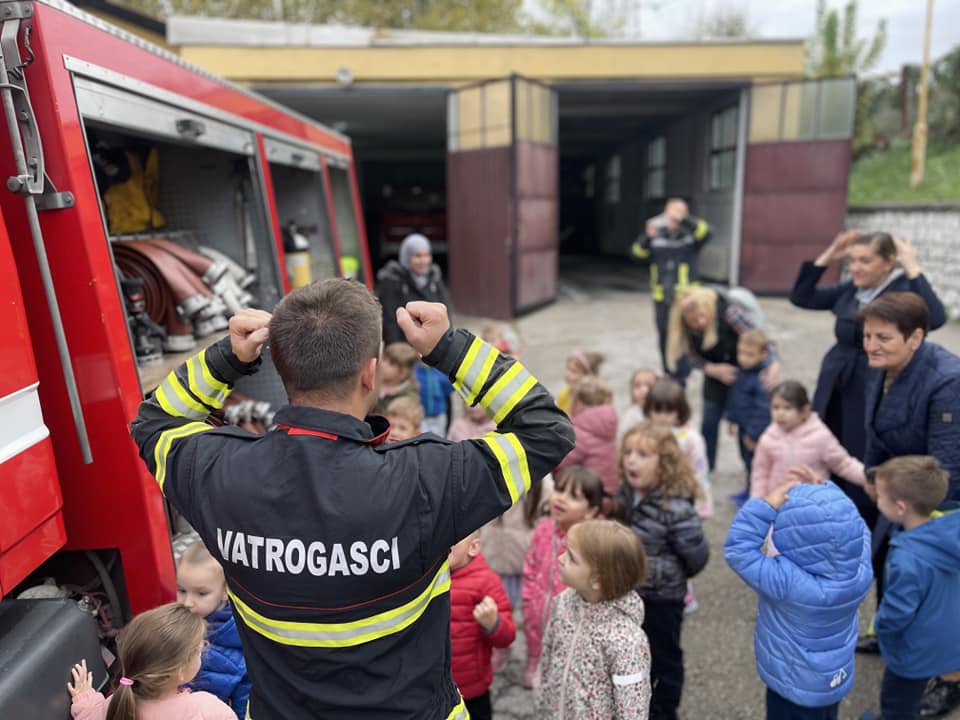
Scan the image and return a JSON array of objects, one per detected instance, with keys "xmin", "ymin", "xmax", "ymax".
[{"xmin": 0, "ymin": 1, "xmax": 371, "ymax": 714}]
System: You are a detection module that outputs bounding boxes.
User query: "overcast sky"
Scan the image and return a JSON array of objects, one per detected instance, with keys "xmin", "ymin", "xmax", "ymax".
[{"xmin": 624, "ymin": 0, "xmax": 959, "ymax": 76}]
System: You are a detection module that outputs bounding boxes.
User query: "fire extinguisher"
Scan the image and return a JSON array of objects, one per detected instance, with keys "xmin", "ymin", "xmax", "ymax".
[{"xmin": 283, "ymin": 221, "xmax": 312, "ymax": 288}]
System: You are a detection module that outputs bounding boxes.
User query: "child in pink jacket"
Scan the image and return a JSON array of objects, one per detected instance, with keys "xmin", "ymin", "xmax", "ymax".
[
  {"xmin": 751, "ymin": 380, "xmax": 866, "ymax": 499},
  {"xmin": 557, "ymin": 378, "xmax": 619, "ymax": 493},
  {"xmin": 522, "ymin": 467, "xmax": 605, "ymax": 687},
  {"xmin": 68, "ymin": 603, "xmax": 235, "ymax": 720}
]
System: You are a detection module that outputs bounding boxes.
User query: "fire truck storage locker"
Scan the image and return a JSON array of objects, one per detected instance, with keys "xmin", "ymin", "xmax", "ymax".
[{"xmin": 265, "ymin": 136, "xmax": 344, "ymax": 285}]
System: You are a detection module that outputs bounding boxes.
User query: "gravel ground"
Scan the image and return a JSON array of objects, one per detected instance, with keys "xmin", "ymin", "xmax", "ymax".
[{"xmin": 455, "ymin": 259, "xmax": 960, "ymax": 720}]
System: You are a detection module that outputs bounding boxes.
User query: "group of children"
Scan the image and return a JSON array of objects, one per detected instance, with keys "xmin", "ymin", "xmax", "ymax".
[{"xmin": 65, "ymin": 321, "xmax": 958, "ymax": 720}]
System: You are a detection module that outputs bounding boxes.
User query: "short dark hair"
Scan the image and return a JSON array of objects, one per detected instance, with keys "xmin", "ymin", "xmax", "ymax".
[
  {"xmin": 858, "ymin": 292, "xmax": 929, "ymax": 339},
  {"xmin": 269, "ymin": 279, "xmax": 382, "ymax": 401},
  {"xmin": 568, "ymin": 519, "xmax": 647, "ymax": 601},
  {"xmin": 770, "ymin": 380, "xmax": 810, "ymax": 411},
  {"xmin": 853, "ymin": 231, "xmax": 897, "ymax": 262},
  {"xmin": 873, "ymin": 455, "xmax": 949, "ymax": 516},
  {"xmin": 643, "ymin": 378, "xmax": 691, "ymax": 425}
]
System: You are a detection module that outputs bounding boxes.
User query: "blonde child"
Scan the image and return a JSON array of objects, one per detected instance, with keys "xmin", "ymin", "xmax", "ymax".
[
  {"xmin": 617, "ymin": 423, "xmax": 709, "ymax": 720},
  {"xmin": 536, "ymin": 520, "xmax": 651, "ymax": 719},
  {"xmin": 617, "ymin": 368, "xmax": 659, "ymax": 444},
  {"xmin": 750, "ymin": 381, "xmax": 865, "ymax": 500},
  {"xmin": 643, "ymin": 378, "xmax": 713, "ymax": 519},
  {"xmin": 522, "ymin": 466, "xmax": 606, "ymax": 687},
  {"xmin": 177, "ymin": 542, "xmax": 251, "ymax": 719},
  {"xmin": 385, "ymin": 395, "xmax": 424, "ymax": 443},
  {"xmin": 447, "ymin": 398, "xmax": 496, "ymax": 441},
  {"xmin": 448, "ymin": 531, "xmax": 516, "ymax": 720},
  {"xmin": 558, "ymin": 377, "xmax": 619, "ymax": 493},
  {"xmin": 481, "ymin": 322, "xmax": 521, "ymax": 358},
  {"xmin": 557, "ymin": 350, "xmax": 605, "ymax": 415},
  {"xmin": 375, "ymin": 342, "xmax": 420, "ymax": 414},
  {"xmin": 726, "ymin": 329, "xmax": 773, "ymax": 504},
  {"xmin": 67, "ymin": 603, "xmax": 235, "ymax": 720}
]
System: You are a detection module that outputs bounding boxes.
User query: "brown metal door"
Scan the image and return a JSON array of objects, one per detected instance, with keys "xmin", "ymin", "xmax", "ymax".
[
  {"xmin": 739, "ymin": 77, "xmax": 856, "ymax": 292},
  {"xmin": 447, "ymin": 76, "xmax": 558, "ymax": 318}
]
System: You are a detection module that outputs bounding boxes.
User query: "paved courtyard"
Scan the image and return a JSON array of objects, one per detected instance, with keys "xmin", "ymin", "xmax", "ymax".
[{"xmin": 455, "ymin": 258, "xmax": 960, "ymax": 720}]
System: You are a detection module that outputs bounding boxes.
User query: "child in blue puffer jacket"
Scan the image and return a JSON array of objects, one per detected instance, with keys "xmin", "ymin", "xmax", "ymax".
[
  {"xmin": 861, "ymin": 456, "xmax": 960, "ymax": 720},
  {"xmin": 724, "ymin": 480, "xmax": 873, "ymax": 720},
  {"xmin": 177, "ymin": 541, "xmax": 251, "ymax": 720}
]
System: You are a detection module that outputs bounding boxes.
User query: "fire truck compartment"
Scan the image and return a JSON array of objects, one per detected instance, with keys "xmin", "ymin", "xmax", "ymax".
[{"xmin": 0, "ymin": 599, "xmax": 105, "ymax": 719}]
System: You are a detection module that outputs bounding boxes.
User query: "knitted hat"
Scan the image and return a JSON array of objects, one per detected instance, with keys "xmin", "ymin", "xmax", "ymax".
[{"xmin": 399, "ymin": 234, "xmax": 431, "ymax": 273}]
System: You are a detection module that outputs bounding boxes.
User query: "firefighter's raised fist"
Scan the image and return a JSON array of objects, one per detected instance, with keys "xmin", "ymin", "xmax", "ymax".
[
  {"xmin": 229, "ymin": 308, "xmax": 272, "ymax": 363},
  {"xmin": 396, "ymin": 301, "xmax": 450, "ymax": 357}
]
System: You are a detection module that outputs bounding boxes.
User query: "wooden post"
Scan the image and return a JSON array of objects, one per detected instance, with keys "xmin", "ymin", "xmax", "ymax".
[{"xmin": 910, "ymin": 0, "xmax": 934, "ymax": 188}]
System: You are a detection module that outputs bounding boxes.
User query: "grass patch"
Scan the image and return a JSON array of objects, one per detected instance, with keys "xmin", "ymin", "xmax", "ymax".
[{"xmin": 848, "ymin": 141, "xmax": 960, "ymax": 205}]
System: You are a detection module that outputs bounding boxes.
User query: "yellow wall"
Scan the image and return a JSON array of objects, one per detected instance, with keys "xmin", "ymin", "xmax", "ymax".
[{"xmin": 180, "ymin": 43, "xmax": 805, "ymax": 85}]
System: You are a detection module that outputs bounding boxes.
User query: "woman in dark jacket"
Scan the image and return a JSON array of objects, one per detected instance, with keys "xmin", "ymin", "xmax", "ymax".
[
  {"xmin": 666, "ymin": 286, "xmax": 779, "ymax": 473},
  {"xmin": 376, "ymin": 233, "xmax": 452, "ymax": 344},
  {"xmin": 861, "ymin": 292, "xmax": 960, "ymax": 506},
  {"xmin": 790, "ymin": 230, "xmax": 945, "ymax": 521}
]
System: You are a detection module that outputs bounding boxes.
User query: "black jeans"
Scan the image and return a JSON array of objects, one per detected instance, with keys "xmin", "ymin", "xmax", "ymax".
[
  {"xmin": 465, "ymin": 691, "xmax": 492, "ymax": 720},
  {"xmin": 881, "ymin": 668, "xmax": 930, "ymax": 720},
  {"xmin": 765, "ymin": 688, "xmax": 838, "ymax": 719},
  {"xmin": 642, "ymin": 597, "xmax": 685, "ymax": 720}
]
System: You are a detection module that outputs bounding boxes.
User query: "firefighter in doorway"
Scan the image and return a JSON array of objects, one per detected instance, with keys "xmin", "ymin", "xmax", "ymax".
[{"xmin": 631, "ymin": 198, "xmax": 712, "ymax": 383}]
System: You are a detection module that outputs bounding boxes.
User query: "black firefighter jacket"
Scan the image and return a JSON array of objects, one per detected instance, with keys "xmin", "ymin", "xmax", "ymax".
[{"xmin": 131, "ymin": 329, "xmax": 574, "ymax": 720}]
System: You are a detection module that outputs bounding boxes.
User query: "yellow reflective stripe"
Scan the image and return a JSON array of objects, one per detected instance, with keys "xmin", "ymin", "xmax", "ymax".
[
  {"xmin": 156, "ymin": 374, "xmax": 208, "ymax": 419},
  {"xmin": 678, "ymin": 263, "xmax": 690, "ymax": 288},
  {"xmin": 453, "ymin": 337, "xmax": 499, "ymax": 405},
  {"xmin": 631, "ymin": 241, "xmax": 649, "ymax": 259},
  {"xmin": 187, "ymin": 353, "xmax": 230, "ymax": 409},
  {"xmin": 479, "ymin": 363, "xmax": 537, "ymax": 424},
  {"xmin": 446, "ymin": 697, "xmax": 469, "ymax": 720},
  {"xmin": 694, "ymin": 219, "xmax": 709, "ymax": 240},
  {"xmin": 481, "ymin": 432, "xmax": 531, "ymax": 503},
  {"xmin": 153, "ymin": 422, "xmax": 211, "ymax": 489},
  {"xmin": 229, "ymin": 562, "xmax": 451, "ymax": 648}
]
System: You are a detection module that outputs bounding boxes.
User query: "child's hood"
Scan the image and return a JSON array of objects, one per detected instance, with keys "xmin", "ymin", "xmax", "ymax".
[
  {"xmin": 892, "ymin": 504, "xmax": 960, "ymax": 573},
  {"xmin": 572, "ymin": 403, "xmax": 618, "ymax": 438},
  {"xmin": 771, "ymin": 482, "xmax": 870, "ymax": 583},
  {"xmin": 577, "ymin": 587, "xmax": 646, "ymax": 627},
  {"xmin": 763, "ymin": 412, "xmax": 825, "ymax": 443},
  {"xmin": 206, "ymin": 602, "xmax": 242, "ymax": 650}
]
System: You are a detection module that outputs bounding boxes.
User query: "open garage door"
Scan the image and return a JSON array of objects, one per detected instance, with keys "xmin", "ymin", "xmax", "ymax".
[
  {"xmin": 447, "ymin": 76, "xmax": 558, "ymax": 318},
  {"xmin": 738, "ymin": 77, "xmax": 857, "ymax": 291}
]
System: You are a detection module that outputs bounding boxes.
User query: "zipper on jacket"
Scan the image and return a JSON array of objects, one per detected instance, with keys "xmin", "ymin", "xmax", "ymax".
[{"xmin": 557, "ymin": 600, "xmax": 585, "ymax": 719}]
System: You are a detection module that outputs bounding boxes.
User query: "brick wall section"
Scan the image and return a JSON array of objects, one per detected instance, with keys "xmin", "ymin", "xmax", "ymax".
[{"xmin": 846, "ymin": 204, "xmax": 960, "ymax": 320}]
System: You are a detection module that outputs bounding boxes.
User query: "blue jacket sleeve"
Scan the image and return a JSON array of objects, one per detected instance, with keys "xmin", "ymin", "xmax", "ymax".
[
  {"xmin": 230, "ymin": 674, "xmax": 252, "ymax": 720},
  {"xmin": 927, "ymin": 378, "xmax": 960, "ymax": 500},
  {"xmin": 875, "ymin": 551, "xmax": 923, "ymax": 637},
  {"xmin": 790, "ymin": 261, "xmax": 847, "ymax": 311},
  {"xmin": 909, "ymin": 274, "xmax": 947, "ymax": 331},
  {"xmin": 724, "ymin": 499, "xmax": 805, "ymax": 601}
]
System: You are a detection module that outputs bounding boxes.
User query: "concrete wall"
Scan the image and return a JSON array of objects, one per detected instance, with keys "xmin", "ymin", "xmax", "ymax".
[{"xmin": 846, "ymin": 204, "xmax": 960, "ymax": 320}]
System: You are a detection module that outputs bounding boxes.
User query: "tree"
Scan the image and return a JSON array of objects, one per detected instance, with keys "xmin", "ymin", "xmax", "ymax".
[
  {"xmin": 687, "ymin": 5, "xmax": 755, "ymax": 40},
  {"xmin": 806, "ymin": 0, "xmax": 887, "ymax": 154}
]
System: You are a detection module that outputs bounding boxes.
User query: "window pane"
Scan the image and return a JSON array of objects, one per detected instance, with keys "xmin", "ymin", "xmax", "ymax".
[
  {"xmin": 606, "ymin": 155, "xmax": 621, "ymax": 204},
  {"xmin": 819, "ymin": 77, "xmax": 856, "ymax": 138},
  {"xmin": 723, "ymin": 106, "xmax": 739, "ymax": 146},
  {"xmin": 750, "ymin": 84, "xmax": 783, "ymax": 142},
  {"xmin": 648, "ymin": 136, "xmax": 665, "ymax": 167},
  {"xmin": 483, "ymin": 80, "xmax": 512, "ymax": 148},
  {"xmin": 782, "ymin": 82, "xmax": 817, "ymax": 140},
  {"xmin": 646, "ymin": 168, "xmax": 664, "ymax": 198}
]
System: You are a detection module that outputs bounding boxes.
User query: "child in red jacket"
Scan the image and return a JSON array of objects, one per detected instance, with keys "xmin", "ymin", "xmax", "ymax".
[{"xmin": 449, "ymin": 531, "xmax": 515, "ymax": 720}]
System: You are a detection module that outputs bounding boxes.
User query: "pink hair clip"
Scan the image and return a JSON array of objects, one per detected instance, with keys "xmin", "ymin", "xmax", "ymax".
[{"xmin": 119, "ymin": 677, "xmax": 134, "ymax": 686}]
